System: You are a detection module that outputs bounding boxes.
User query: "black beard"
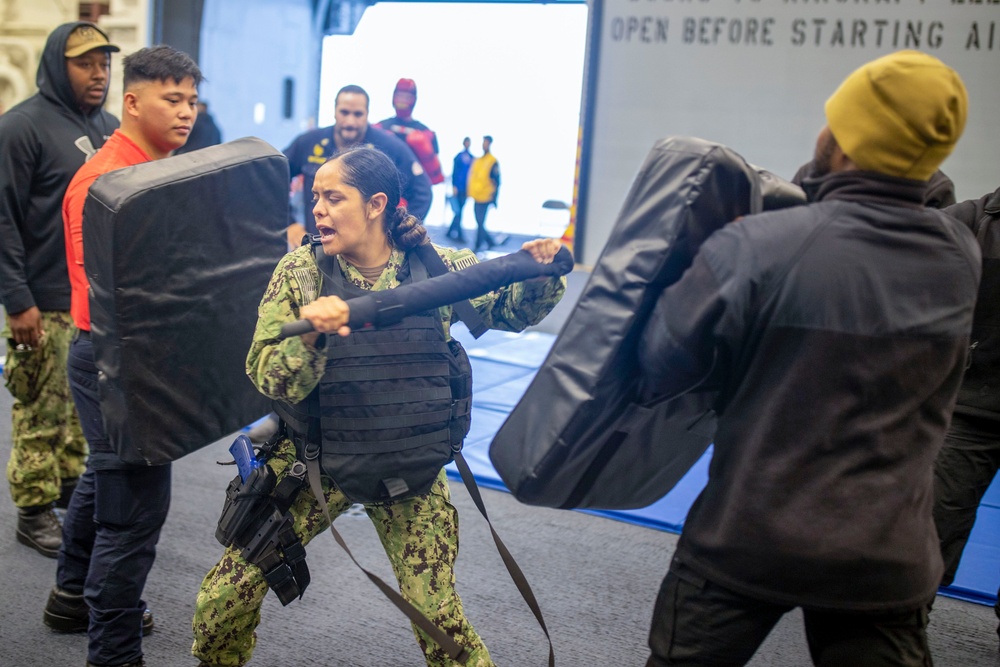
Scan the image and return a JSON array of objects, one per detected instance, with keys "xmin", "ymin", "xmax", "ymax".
[{"xmin": 812, "ymin": 132, "xmax": 837, "ymax": 178}]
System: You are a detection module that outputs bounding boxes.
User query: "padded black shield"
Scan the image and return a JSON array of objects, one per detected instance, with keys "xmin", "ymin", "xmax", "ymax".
[
  {"xmin": 488, "ymin": 137, "xmax": 805, "ymax": 510},
  {"xmin": 83, "ymin": 137, "xmax": 289, "ymax": 465}
]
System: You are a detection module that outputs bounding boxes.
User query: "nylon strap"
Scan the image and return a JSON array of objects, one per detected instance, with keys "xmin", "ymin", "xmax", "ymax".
[
  {"xmin": 324, "ymin": 408, "xmax": 453, "ymax": 432},
  {"xmin": 317, "ymin": 428, "xmax": 451, "ymax": 456},
  {"xmin": 330, "ymin": 361, "xmax": 450, "ymax": 382},
  {"xmin": 302, "ymin": 450, "xmax": 471, "ymax": 664},
  {"xmin": 328, "ymin": 340, "xmax": 449, "ymax": 359},
  {"xmin": 453, "ymin": 451, "xmax": 556, "ymax": 667},
  {"xmin": 321, "ymin": 385, "xmax": 452, "ymax": 408}
]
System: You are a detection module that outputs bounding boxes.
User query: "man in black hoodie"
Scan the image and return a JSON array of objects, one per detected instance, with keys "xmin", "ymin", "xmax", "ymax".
[{"xmin": 0, "ymin": 23, "xmax": 120, "ymax": 558}]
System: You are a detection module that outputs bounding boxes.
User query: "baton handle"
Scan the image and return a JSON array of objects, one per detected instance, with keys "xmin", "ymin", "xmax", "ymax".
[{"xmin": 279, "ymin": 318, "xmax": 316, "ymax": 339}]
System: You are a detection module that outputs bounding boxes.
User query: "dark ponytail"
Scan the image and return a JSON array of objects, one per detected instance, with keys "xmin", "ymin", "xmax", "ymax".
[
  {"xmin": 331, "ymin": 145, "xmax": 428, "ymax": 251},
  {"xmin": 389, "ymin": 205, "xmax": 428, "ymax": 250}
]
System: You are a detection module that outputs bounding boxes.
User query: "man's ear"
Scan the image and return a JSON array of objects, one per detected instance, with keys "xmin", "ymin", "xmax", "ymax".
[
  {"xmin": 830, "ymin": 142, "xmax": 859, "ymax": 173},
  {"xmin": 367, "ymin": 192, "xmax": 388, "ymax": 220},
  {"xmin": 122, "ymin": 90, "xmax": 139, "ymax": 119}
]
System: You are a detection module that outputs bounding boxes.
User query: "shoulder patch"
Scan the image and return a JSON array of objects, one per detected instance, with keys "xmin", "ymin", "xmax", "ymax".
[
  {"xmin": 291, "ymin": 268, "xmax": 318, "ymax": 305},
  {"xmin": 412, "ymin": 161, "xmax": 425, "ymax": 176},
  {"xmin": 452, "ymin": 254, "xmax": 478, "ymax": 272}
]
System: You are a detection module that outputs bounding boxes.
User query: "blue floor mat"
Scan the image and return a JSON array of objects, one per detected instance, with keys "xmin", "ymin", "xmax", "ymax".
[
  {"xmin": 446, "ymin": 327, "xmax": 1000, "ymax": 607},
  {"xmin": 468, "ymin": 357, "xmax": 536, "ymax": 392}
]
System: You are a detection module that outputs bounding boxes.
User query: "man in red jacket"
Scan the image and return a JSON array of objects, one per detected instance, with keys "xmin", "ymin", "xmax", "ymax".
[{"xmin": 376, "ymin": 78, "xmax": 444, "ymax": 186}]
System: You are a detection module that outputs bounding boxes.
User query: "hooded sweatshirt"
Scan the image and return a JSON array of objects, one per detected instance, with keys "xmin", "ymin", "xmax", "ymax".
[{"xmin": 0, "ymin": 22, "xmax": 119, "ymax": 315}]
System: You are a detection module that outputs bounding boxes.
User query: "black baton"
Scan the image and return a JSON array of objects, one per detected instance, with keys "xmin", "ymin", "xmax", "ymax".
[{"xmin": 279, "ymin": 246, "xmax": 574, "ymax": 339}]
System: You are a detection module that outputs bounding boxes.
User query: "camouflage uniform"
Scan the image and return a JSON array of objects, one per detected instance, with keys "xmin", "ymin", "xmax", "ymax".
[
  {"xmin": 3, "ymin": 310, "xmax": 87, "ymax": 506},
  {"xmin": 192, "ymin": 242, "xmax": 565, "ymax": 666}
]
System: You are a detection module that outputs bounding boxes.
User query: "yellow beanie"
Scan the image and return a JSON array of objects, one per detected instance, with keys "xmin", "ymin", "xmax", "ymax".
[{"xmin": 825, "ymin": 50, "xmax": 968, "ymax": 181}]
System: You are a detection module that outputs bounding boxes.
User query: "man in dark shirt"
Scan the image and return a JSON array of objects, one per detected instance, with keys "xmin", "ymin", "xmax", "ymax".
[
  {"xmin": 282, "ymin": 84, "xmax": 432, "ymax": 247},
  {"xmin": 638, "ymin": 50, "xmax": 976, "ymax": 666},
  {"xmin": 932, "ymin": 185, "xmax": 1000, "ymax": 648},
  {"xmin": 448, "ymin": 137, "xmax": 473, "ymax": 242},
  {"xmin": 175, "ymin": 100, "xmax": 222, "ymax": 153}
]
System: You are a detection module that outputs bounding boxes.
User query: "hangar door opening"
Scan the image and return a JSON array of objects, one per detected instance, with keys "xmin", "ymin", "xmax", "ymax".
[{"xmin": 319, "ymin": 1, "xmax": 588, "ymax": 239}]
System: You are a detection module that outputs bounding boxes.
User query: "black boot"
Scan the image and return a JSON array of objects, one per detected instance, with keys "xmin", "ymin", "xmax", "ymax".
[
  {"xmin": 16, "ymin": 504, "xmax": 62, "ymax": 557},
  {"xmin": 44, "ymin": 586, "xmax": 154, "ymax": 634},
  {"xmin": 86, "ymin": 661, "xmax": 145, "ymax": 667},
  {"xmin": 55, "ymin": 477, "xmax": 79, "ymax": 510},
  {"xmin": 43, "ymin": 586, "xmax": 88, "ymax": 632}
]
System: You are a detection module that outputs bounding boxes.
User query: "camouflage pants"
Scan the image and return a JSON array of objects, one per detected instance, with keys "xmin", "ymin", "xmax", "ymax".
[
  {"xmin": 3, "ymin": 311, "xmax": 87, "ymax": 507},
  {"xmin": 192, "ymin": 438, "xmax": 494, "ymax": 667}
]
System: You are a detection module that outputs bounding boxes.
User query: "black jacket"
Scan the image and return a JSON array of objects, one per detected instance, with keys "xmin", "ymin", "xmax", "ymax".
[
  {"xmin": 0, "ymin": 22, "xmax": 119, "ymax": 315},
  {"xmin": 283, "ymin": 125, "xmax": 432, "ymax": 235},
  {"xmin": 946, "ymin": 187, "xmax": 1000, "ymax": 421},
  {"xmin": 792, "ymin": 159, "xmax": 956, "ymax": 209},
  {"xmin": 174, "ymin": 111, "xmax": 222, "ymax": 154},
  {"xmin": 639, "ymin": 170, "xmax": 981, "ymax": 611}
]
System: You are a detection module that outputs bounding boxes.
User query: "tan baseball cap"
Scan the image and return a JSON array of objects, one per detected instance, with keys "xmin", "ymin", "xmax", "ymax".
[{"xmin": 64, "ymin": 25, "xmax": 120, "ymax": 58}]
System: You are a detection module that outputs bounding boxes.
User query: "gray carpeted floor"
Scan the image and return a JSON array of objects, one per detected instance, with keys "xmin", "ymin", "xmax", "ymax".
[
  {"xmin": 2, "ymin": 387, "xmax": 998, "ymax": 666},
  {"xmin": 1, "ymin": 227, "xmax": 998, "ymax": 665}
]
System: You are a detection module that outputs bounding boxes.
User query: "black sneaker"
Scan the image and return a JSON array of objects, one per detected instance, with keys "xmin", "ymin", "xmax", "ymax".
[
  {"xmin": 44, "ymin": 587, "xmax": 154, "ymax": 634},
  {"xmin": 16, "ymin": 504, "xmax": 62, "ymax": 558}
]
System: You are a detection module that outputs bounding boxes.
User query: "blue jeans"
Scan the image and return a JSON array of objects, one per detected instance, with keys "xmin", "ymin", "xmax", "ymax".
[{"xmin": 59, "ymin": 333, "xmax": 171, "ymax": 665}]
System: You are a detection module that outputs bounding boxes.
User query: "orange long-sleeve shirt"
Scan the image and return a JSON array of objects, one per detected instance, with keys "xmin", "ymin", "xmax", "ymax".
[{"xmin": 63, "ymin": 130, "xmax": 150, "ymax": 331}]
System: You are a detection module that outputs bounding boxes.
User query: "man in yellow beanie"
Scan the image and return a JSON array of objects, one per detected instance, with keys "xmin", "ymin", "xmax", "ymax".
[{"xmin": 637, "ymin": 50, "xmax": 979, "ymax": 666}]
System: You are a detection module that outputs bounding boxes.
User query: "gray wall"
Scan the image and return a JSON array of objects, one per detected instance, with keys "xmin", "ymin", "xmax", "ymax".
[
  {"xmin": 197, "ymin": 0, "xmax": 324, "ymax": 153},
  {"xmin": 154, "ymin": 0, "xmax": 204, "ymax": 63},
  {"xmin": 577, "ymin": 0, "xmax": 1000, "ymax": 263}
]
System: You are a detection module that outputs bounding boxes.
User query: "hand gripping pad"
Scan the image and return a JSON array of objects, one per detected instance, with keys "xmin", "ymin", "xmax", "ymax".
[{"xmin": 83, "ymin": 137, "xmax": 289, "ymax": 465}]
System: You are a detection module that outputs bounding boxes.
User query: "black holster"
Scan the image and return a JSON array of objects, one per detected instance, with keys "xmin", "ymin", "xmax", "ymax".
[{"xmin": 215, "ymin": 458, "xmax": 310, "ymax": 605}]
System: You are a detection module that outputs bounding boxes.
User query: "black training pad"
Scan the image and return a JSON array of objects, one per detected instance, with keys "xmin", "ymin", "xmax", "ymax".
[
  {"xmin": 489, "ymin": 136, "xmax": 805, "ymax": 510},
  {"xmin": 84, "ymin": 137, "xmax": 289, "ymax": 465}
]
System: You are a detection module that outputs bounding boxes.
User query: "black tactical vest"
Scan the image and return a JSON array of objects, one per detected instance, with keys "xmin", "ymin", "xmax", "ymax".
[{"xmin": 275, "ymin": 248, "xmax": 473, "ymax": 503}]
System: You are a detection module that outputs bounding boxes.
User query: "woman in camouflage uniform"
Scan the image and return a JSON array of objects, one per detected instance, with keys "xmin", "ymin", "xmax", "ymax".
[{"xmin": 192, "ymin": 146, "xmax": 565, "ymax": 667}]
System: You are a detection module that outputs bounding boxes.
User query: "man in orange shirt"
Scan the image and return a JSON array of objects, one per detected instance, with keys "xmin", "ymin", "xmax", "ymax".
[{"xmin": 46, "ymin": 45, "xmax": 201, "ymax": 667}]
